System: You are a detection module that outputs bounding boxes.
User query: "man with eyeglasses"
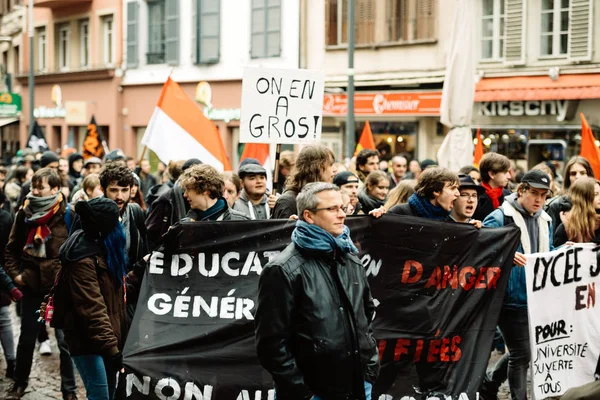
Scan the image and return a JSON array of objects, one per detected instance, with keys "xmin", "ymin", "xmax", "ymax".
[
  {"xmin": 449, "ymin": 174, "xmax": 485, "ymax": 228},
  {"xmin": 255, "ymin": 182, "xmax": 379, "ymax": 400},
  {"xmin": 479, "ymin": 169, "xmax": 554, "ymax": 400}
]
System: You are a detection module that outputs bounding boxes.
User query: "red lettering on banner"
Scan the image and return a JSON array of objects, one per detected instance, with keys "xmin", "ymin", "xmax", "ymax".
[
  {"xmin": 401, "ymin": 260, "xmax": 423, "ymax": 284},
  {"xmin": 427, "ymin": 340, "xmax": 441, "ymax": 362},
  {"xmin": 394, "ymin": 339, "xmax": 410, "ymax": 361},
  {"xmin": 486, "ymin": 267, "xmax": 501, "ymax": 289},
  {"xmin": 459, "ymin": 267, "xmax": 477, "ymax": 290},
  {"xmin": 451, "ymin": 336, "xmax": 462, "ymax": 361},
  {"xmin": 414, "ymin": 339, "xmax": 423, "ymax": 362},
  {"xmin": 378, "ymin": 340, "xmax": 387, "ymax": 361},
  {"xmin": 425, "ymin": 267, "xmax": 441, "ymax": 289},
  {"xmin": 475, "ymin": 267, "xmax": 488, "ymax": 289}
]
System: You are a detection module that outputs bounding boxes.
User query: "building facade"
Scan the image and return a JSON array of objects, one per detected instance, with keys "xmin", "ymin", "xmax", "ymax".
[
  {"xmin": 121, "ymin": 0, "xmax": 299, "ymax": 166},
  {"xmin": 304, "ymin": 0, "xmax": 447, "ymax": 162},
  {"xmin": 11, "ymin": 0, "xmax": 123, "ymax": 156},
  {"xmin": 473, "ymin": 0, "xmax": 598, "ymax": 170},
  {"xmin": 0, "ymin": 0, "xmax": 25, "ymax": 161}
]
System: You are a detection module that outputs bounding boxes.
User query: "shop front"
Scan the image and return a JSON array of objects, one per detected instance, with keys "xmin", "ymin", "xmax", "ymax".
[
  {"xmin": 122, "ymin": 80, "xmax": 242, "ymax": 165},
  {"xmin": 322, "ymin": 91, "xmax": 443, "ymax": 162},
  {"xmin": 0, "ymin": 91, "xmax": 21, "ymax": 161},
  {"xmin": 17, "ymin": 72, "xmax": 121, "ymax": 154},
  {"xmin": 473, "ymin": 74, "xmax": 600, "ymax": 170}
]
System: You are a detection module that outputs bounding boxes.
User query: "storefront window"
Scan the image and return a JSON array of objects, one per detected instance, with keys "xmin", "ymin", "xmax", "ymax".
[
  {"xmin": 354, "ymin": 121, "xmax": 418, "ymax": 161},
  {"xmin": 475, "ymin": 127, "xmax": 584, "ymax": 167}
]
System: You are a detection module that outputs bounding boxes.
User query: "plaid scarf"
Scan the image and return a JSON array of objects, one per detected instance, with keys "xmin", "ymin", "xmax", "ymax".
[{"xmin": 23, "ymin": 192, "xmax": 63, "ymax": 258}]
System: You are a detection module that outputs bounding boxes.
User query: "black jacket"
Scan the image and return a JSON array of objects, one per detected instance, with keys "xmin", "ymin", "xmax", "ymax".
[
  {"xmin": 388, "ymin": 202, "xmax": 418, "ymax": 217},
  {"xmin": 255, "ymin": 243, "xmax": 379, "ymax": 400},
  {"xmin": 472, "ymin": 188, "xmax": 512, "ymax": 221},
  {"xmin": 272, "ymin": 190, "xmax": 298, "ymax": 219},
  {"xmin": 544, "ymin": 195, "xmax": 571, "ymax": 235},
  {"xmin": 145, "ymin": 184, "xmax": 189, "ymax": 251}
]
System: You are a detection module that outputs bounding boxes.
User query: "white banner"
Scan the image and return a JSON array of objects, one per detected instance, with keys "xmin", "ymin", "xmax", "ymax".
[
  {"xmin": 525, "ymin": 244, "xmax": 600, "ymax": 399},
  {"xmin": 240, "ymin": 67, "xmax": 324, "ymax": 144}
]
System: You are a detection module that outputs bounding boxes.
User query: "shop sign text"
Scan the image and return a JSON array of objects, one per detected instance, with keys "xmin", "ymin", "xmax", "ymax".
[{"xmin": 478, "ymin": 100, "xmax": 570, "ymax": 121}]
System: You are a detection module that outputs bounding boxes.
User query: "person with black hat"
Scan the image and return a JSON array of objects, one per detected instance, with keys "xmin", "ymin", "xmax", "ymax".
[
  {"xmin": 67, "ymin": 153, "xmax": 84, "ymax": 190},
  {"xmin": 56, "ymin": 197, "xmax": 128, "ymax": 400},
  {"xmin": 333, "ymin": 171, "xmax": 362, "ymax": 215},
  {"xmin": 235, "ymin": 164, "xmax": 270, "ymax": 220},
  {"xmin": 449, "ymin": 174, "xmax": 485, "ymax": 227},
  {"xmin": 480, "ymin": 169, "xmax": 554, "ymax": 400}
]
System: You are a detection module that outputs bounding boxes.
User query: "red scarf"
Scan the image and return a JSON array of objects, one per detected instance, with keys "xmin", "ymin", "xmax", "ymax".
[{"xmin": 482, "ymin": 182, "xmax": 503, "ymax": 209}]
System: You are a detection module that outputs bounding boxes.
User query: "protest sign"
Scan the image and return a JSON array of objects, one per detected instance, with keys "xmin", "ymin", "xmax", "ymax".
[
  {"xmin": 240, "ymin": 67, "xmax": 324, "ymax": 144},
  {"xmin": 525, "ymin": 244, "xmax": 600, "ymax": 399},
  {"xmin": 122, "ymin": 216, "xmax": 520, "ymax": 400}
]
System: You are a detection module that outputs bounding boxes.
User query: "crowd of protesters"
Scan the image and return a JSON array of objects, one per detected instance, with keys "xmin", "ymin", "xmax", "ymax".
[{"xmin": 0, "ymin": 145, "xmax": 598, "ymax": 400}]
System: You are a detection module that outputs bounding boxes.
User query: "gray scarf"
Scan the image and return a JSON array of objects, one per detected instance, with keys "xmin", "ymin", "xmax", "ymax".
[{"xmin": 25, "ymin": 192, "xmax": 62, "ymax": 221}]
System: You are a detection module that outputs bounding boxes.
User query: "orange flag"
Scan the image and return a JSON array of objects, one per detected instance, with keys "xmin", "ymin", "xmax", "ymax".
[
  {"xmin": 580, "ymin": 113, "xmax": 600, "ymax": 179},
  {"xmin": 473, "ymin": 128, "xmax": 484, "ymax": 167},
  {"xmin": 354, "ymin": 121, "xmax": 376, "ymax": 156}
]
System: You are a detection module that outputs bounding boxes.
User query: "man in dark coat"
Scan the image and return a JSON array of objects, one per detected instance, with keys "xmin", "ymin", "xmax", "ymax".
[{"xmin": 255, "ymin": 182, "xmax": 379, "ymax": 400}]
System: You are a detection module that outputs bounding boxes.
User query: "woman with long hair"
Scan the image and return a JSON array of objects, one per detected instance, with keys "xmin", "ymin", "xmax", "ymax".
[
  {"xmin": 57, "ymin": 197, "xmax": 128, "ymax": 400},
  {"xmin": 130, "ymin": 173, "xmax": 147, "ymax": 212},
  {"xmin": 358, "ymin": 170, "xmax": 390, "ymax": 214},
  {"xmin": 553, "ymin": 177, "xmax": 600, "ymax": 247},
  {"xmin": 546, "ymin": 156, "xmax": 594, "ymax": 233},
  {"xmin": 383, "ymin": 180, "xmax": 416, "ymax": 210}
]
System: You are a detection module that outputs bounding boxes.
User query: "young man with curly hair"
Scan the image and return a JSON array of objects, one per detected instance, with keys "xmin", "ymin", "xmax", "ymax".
[{"xmin": 179, "ymin": 164, "xmax": 249, "ymax": 221}]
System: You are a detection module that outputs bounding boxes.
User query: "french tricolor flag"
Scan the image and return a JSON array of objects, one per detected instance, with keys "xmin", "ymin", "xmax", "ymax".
[{"xmin": 142, "ymin": 78, "xmax": 232, "ymax": 171}]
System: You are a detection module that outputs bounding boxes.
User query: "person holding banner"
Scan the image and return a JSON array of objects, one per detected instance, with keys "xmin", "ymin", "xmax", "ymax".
[
  {"xmin": 480, "ymin": 169, "xmax": 554, "ymax": 400},
  {"xmin": 255, "ymin": 182, "xmax": 379, "ymax": 400},
  {"xmin": 179, "ymin": 164, "xmax": 249, "ymax": 222},
  {"xmin": 272, "ymin": 145, "xmax": 335, "ymax": 219},
  {"xmin": 387, "ymin": 166, "xmax": 459, "ymax": 220}
]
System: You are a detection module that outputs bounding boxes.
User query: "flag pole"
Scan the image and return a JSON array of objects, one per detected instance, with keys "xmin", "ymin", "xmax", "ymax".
[
  {"xmin": 138, "ymin": 145, "xmax": 148, "ymax": 165},
  {"xmin": 272, "ymin": 143, "xmax": 282, "ymax": 195}
]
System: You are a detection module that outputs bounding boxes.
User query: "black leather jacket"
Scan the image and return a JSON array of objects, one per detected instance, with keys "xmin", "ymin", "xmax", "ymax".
[{"xmin": 255, "ymin": 243, "xmax": 379, "ymax": 400}]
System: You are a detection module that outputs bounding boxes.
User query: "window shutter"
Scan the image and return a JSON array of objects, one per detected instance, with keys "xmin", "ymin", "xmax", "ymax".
[
  {"xmin": 416, "ymin": 0, "xmax": 435, "ymax": 40},
  {"xmin": 165, "ymin": 0, "xmax": 179, "ymax": 65},
  {"xmin": 126, "ymin": 1, "xmax": 139, "ymax": 68},
  {"xmin": 266, "ymin": 0, "xmax": 281, "ymax": 57},
  {"xmin": 191, "ymin": 0, "xmax": 197, "ymax": 62},
  {"xmin": 568, "ymin": 0, "xmax": 592, "ymax": 62},
  {"xmin": 251, "ymin": 0, "xmax": 266, "ymax": 58},
  {"xmin": 198, "ymin": 0, "xmax": 220, "ymax": 63},
  {"xmin": 503, "ymin": 0, "xmax": 525, "ymax": 65}
]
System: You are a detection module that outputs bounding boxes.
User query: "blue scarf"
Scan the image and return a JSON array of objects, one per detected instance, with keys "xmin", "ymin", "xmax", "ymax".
[
  {"xmin": 192, "ymin": 198, "xmax": 227, "ymax": 221},
  {"xmin": 292, "ymin": 220, "xmax": 358, "ymax": 255},
  {"xmin": 407, "ymin": 193, "xmax": 450, "ymax": 221}
]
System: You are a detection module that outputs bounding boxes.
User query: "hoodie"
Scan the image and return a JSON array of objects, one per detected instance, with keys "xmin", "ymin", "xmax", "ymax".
[
  {"xmin": 506, "ymin": 193, "xmax": 541, "ymax": 255},
  {"xmin": 67, "ymin": 153, "xmax": 84, "ymax": 188}
]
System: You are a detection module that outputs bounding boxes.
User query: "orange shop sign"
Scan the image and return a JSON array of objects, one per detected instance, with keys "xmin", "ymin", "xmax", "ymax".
[{"xmin": 323, "ymin": 92, "xmax": 442, "ymax": 116}]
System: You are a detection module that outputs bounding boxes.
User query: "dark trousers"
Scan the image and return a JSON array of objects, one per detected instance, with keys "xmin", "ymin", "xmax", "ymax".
[
  {"xmin": 14, "ymin": 292, "xmax": 77, "ymax": 396},
  {"xmin": 482, "ymin": 307, "xmax": 530, "ymax": 400}
]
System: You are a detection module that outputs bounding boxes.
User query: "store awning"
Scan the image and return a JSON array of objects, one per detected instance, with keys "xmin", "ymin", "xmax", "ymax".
[
  {"xmin": 0, "ymin": 118, "xmax": 18, "ymax": 128},
  {"xmin": 475, "ymin": 74, "xmax": 600, "ymax": 102}
]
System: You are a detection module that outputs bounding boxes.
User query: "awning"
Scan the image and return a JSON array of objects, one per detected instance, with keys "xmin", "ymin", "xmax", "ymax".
[
  {"xmin": 475, "ymin": 74, "xmax": 600, "ymax": 102},
  {"xmin": 0, "ymin": 118, "xmax": 18, "ymax": 128}
]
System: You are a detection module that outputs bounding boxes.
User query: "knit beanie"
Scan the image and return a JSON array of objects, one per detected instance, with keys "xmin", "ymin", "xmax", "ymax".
[
  {"xmin": 40, "ymin": 151, "xmax": 60, "ymax": 167},
  {"xmin": 182, "ymin": 158, "xmax": 202, "ymax": 172},
  {"xmin": 75, "ymin": 197, "xmax": 120, "ymax": 239}
]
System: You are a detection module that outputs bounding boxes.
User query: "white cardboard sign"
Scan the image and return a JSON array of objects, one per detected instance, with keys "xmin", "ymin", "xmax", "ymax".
[
  {"xmin": 525, "ymin": 244, "xmax": 600, "ymax": 399},
  {"xmin": 240, "ymin": 67, "xmax": 324, "ymax": 144}
]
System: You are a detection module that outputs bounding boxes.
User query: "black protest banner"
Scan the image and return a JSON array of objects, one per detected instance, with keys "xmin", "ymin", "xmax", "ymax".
[{"xmin": 121, "ymin": 215, "xmax": 520, "ymax": 400}]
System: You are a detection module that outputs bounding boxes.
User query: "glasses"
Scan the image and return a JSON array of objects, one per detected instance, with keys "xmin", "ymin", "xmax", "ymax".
[
  {"xmin": 311, "ymin": 205, "xmax": 345, "ymax": 214},
  {"xmin": 459, "ymin": 193, "xmax": 479, "ymax": 200}
]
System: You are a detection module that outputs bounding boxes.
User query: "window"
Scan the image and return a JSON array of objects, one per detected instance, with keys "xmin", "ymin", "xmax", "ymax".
[
  {"xmin": 194, "ymin": 0, "xmax": 220, "ymax": 64},
  {"xmin": 326, "ymin": 0, "xmax": 375, "ymax": 45},
  {"xmin": 58, "ymin": 24, "xmax": 70, "ymax": 71},
  {"xmin": 251, "ymin": 0, "xmax": 280, "ymax": 58},
  {"xmin": 102, "ymin": 15, "xmax": 114, "ymax": 65},
  {"xmin": 541, "ymin": 0, "xmax": 569, "ymax": 56},
  {"xmin": 79, "ymin": 20, "xmax": 89, "ymax": 67},
  {"xmin": 147, "ymin": 0, "xmax": 166, "ymax": 64},
  {"xmin": 36, "ymin": 28, "xmax": 46, "ymax": 71},
  {"xmin": 481, "ymin": 0, "xmax": 505, "ymax": 60},
  {"xmin": 386, "ymin": 0, "xmax": 436, "ymax": 42},
  {"xmin": 326, "ymin": 0, "xmax": 435, "ymax": 46}
]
